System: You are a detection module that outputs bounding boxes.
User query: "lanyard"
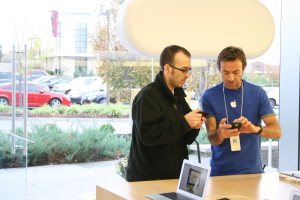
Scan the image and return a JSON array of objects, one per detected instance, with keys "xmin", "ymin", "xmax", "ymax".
[{"xmin": 222, "ymin": 81, "xmax": 244, "ymax": 124}]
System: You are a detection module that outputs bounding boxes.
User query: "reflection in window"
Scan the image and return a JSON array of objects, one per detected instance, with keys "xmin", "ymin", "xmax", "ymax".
[
  {"xmin": 75, "ymin": 23, "xmax": 87, "ymax": 53},
  {"xmin": 75, "ymin": 57, "xmax": 88, "ymax": 76}
]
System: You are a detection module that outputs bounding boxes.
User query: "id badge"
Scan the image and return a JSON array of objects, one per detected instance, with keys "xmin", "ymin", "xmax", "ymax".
[{"xmin": 230, "ymin": 135, "xmax": 241, "ymax": 151}]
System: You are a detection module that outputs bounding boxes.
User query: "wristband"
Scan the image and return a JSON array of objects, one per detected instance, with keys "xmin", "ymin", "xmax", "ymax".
[{"xmin": 254, "ymin": 124, "xmax": 263, "ymax": 135}]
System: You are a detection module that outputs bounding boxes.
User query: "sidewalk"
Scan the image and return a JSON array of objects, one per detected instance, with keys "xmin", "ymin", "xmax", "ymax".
[
  {"xmin": 0, "ymin": 154, "xmax": 206, "ymax": 200},
  {"xmin": 0, "ymin": 159, "xmax": 125, "ymax": 200}
]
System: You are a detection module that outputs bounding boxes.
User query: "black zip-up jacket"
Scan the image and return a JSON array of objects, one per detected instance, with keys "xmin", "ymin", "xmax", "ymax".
[{"xmin": 126, "ymin": 71, "xmax": 200, "ymax": 182}]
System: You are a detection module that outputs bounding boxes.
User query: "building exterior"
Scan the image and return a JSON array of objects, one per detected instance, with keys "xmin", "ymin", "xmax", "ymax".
[{"xmin": 45, "ymin": 11, "xmax": 97, "ymax": 77}]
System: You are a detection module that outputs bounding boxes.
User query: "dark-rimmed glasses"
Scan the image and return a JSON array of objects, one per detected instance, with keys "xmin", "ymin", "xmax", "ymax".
[{"xmin": 168, "ymin": 64, "xmax": 192, "ymax": 74}]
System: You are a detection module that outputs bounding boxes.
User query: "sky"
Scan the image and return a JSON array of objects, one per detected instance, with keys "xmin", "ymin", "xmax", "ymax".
[
  {"xmin": 0, "ymin": 0, "xmax": 281, "ymax": 65},
  {"xmin": 0, "ymin": 0, "xmax": 98, "ymax": 54}
]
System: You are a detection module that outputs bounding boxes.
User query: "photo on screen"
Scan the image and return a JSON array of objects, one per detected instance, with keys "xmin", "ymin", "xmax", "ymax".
[{"xmin": 178, "ymin": 163, "xmax": 208, "ymax": 197}]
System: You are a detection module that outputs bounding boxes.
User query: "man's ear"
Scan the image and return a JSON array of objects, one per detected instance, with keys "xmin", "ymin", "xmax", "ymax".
[{"xmin": 164, "ymin": 64, "xmax": 170, "ymax": 72}]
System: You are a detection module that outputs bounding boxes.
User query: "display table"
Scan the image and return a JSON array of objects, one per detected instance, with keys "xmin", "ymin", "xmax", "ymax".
[{"xmin": 96, "ymin": 172, "xmax": 297, "ymax": 200}]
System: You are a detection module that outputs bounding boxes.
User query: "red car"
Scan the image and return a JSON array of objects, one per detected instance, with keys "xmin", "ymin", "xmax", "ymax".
[{"xmin": 0, "ymin": 82, "xmax": 71, "ymax": 107}]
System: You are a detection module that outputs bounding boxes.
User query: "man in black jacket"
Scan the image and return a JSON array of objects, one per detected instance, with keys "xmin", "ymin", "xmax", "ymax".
[{"xmin": 126, "ymin": 45, "xmax": 205, "ymax": 182}]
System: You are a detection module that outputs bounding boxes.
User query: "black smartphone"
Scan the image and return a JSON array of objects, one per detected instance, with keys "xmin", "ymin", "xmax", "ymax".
[
  {"xmin": 229, "ymin": 122, "xmax": 242, "ymax": 130},
  {"xmin": 198, "ymin": 111, "xmax": 210, "ymax": 117}
]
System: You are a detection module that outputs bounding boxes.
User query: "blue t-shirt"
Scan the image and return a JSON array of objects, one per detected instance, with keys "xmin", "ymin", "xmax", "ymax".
[{"xmin": 201, "ymin": 80, "xmax": 275, "ymax": 176}]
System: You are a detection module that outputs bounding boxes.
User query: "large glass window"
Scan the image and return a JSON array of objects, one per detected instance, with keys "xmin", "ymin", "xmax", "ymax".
[
  {"xmin": 0, "ymin": 0, "xmax": 283, "ymax": 199},
  {"xmin": 75, "ymin": 23, "xmax": 87, "ymax": 53}
]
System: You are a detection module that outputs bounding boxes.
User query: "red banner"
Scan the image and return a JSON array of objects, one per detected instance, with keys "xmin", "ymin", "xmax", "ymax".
[{"xmin": 51, "ymin": 10, "xmax": 58, "ymax": 37}]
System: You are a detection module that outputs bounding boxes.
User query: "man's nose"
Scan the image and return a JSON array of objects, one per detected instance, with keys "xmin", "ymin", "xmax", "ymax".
[
  {"xmin": 185, "ymin": 72, "xmax": 191, "ymax": 78},
  {"xmin": 228, "ymin": 73, "xmax": 234, "ymax": 81}
]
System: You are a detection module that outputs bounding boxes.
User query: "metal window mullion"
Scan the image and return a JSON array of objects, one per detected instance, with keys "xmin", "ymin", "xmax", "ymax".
[
  {"xmin": 11, "ymin": 45, "xmax": 16, "ymax": 154},
  {"xmin": 23, "ymin": 45, "xmax": 28, "ymax": 156}
]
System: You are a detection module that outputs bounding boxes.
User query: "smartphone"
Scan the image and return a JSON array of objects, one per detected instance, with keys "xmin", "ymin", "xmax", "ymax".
[
  {"xmin": 198, "ymin": 111, "xmax": 210, "ymax": 117},
  {"xmin": 229, "ymin": 122, "xmax": 242, "ymax": 130}
]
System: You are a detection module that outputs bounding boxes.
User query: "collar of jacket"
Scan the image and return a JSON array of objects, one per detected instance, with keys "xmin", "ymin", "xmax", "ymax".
[{"xmin": 155, "ymin": 71, "xmax": 187, "ymax": 101}]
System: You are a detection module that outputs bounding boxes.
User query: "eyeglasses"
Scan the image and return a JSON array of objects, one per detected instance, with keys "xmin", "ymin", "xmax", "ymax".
[{"xmin": 168, "ymin": 64, "xmax": 192, "ymax": 74}]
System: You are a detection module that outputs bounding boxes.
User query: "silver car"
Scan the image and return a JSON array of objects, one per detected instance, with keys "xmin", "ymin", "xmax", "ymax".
[
  {"xmin": 266, "ymin": 87, "xmax": 279, "ymax": 108},
  {"xmin": 52, "ymin": 76, "xmax": 101, "ymax": 95}
]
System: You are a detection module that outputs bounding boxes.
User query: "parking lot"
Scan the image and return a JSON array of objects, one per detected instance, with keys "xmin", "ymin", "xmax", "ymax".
[{"xmin": 0, "ymin": 73, "xmax": 109, "ymax": 108}]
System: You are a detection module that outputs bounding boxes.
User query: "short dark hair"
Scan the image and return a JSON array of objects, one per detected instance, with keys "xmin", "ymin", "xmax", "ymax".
[
  {"xmin": 159, "ymin": 45, "xmax": 191, "ymax": 71},
  {"xmin": 217, "ymin": 46, "xmax": 247, "ymax": 70}
]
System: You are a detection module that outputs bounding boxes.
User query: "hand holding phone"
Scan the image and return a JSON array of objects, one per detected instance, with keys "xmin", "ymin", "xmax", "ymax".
[
  {"xmin": 229, "ymin": 122, "xmax": 242, "ymax": 131},
  {"xmin": 198, "ymin": 111, "xmax": 210, "ymax": 118}
]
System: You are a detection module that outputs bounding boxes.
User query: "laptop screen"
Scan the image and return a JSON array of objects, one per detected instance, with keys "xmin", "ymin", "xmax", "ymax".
[
  {"xmin": 290, "ymin": 190, "xmax": 300, "ymax": 200},
  {"xmin": 178, "ymin": 161, "xmax": 210, "ymax": 198},
  {"xmin": 145, "ymin": 159, "xmax": 210, "ymax": 200}
]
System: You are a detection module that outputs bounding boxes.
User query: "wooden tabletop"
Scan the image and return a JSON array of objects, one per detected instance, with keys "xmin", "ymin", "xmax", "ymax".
[{"xmin": 96, "ymin": 172, "xmax": 298, "ymax": 200}]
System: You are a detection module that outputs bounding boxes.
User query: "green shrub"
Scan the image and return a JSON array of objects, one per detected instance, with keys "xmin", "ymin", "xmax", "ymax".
[
  {"xmin": 29, "ymin": 105, "xmax": 57, "ymax": 115},
  {"xmin": 194, "ymin": 127, "xmax": 210, "ymax": 144},
  {"xmin": 88, "ymin": 70, "xmax": 94, "ymax": 77},
  {"xmin": 0, "ymin": 105, "xmax": 12, "ymax": 112},
  {"xmin": 115, "ymin": 157, "xmax": 128, "ymax": 179},
  {"xmin": 0, "ymin": 129, "xmax": 26, "ymax": 168},
  {"xmin": 3, "ymin": 103, "xmax": 130, "ymax": 117},
  {"xmin": 46, "ymin": 70, "xmax": 54, "ymax": 75},
  {"xmin": 101, "ymin": 104, "xmax": 130, "ymax": 116},
  {"xmin": 79, "ymin": 103, "xmax": 130, "ymax": 116},
  {"xmin": 56, "ymin": 105, "xmax": 69, "ymax": 114},
  {"xmin": 73, "ymin": 67, "xmax": 81, "ymax": 78},
  {"xmin": 16, "ymin": 109, "xmax": 23, "ymax": 115},
  {"xmin": 65, "ymin": 104, "xmax": 83, "ymax": 115},
  {"xmin": 81, "ymin": 103, "xmax": 104, "ymax": 114},
  {"xmin": 81, "ymin": 67, "xmax": 88, "ymax": 77},
  {"xmin": 24, "ymin": 123, "xmax": 130, "ymax": 166}
]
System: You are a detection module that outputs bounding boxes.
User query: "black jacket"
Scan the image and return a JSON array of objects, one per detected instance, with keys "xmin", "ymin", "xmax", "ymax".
[{"xmin": 126, "ymin": 71, "xmax": 199, "ymax": 182}]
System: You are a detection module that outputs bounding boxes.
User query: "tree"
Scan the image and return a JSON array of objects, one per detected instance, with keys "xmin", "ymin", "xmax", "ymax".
[
  {"xmin": 81, "ymin": 67, "xmax": 88, "ymax": 77},
  {"xmin": 89, "ymin": 69, "xmax": 94, "ymax": 77},
  {"xmin": 90, "ymin": 0, "xmax": 156, "ymax": 103},
  {"xmin": 73, "ymin": 67, "xmax": 81, "ymax": 78},
  {"xmin": 186, "ymin": 59, "xmax": 221, "ymax": 103},
  {"xmin": 264, "ymin": 64, "xmax": 279, "ymax": 87},
  {"xmin": 243, "ymin": 62, "xmax": 279, "ymax": 87},
  {"xmin": 90, "ymin": 0, "xmax": 225, "ymax": 105}
]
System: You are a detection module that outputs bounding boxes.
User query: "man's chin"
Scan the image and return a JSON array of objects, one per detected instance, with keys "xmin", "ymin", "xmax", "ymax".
[
  {"xmin": 179, "ymin": 84, "xmax": 185, "ymax": 88},
  {"xmin": 225, "ymin": 84, "xmax": 239, "ymax": 90}
]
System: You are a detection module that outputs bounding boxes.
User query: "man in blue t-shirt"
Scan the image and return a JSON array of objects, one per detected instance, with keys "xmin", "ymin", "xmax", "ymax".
[{"xmin": 201, "ymin": 46, "xmax": 282, "ymax": 176}]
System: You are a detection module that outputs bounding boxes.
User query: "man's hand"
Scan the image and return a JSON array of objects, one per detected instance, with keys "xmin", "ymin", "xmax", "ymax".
[
  {"xmin": 184, "ymin": 109, "xmax": 206, "ymax": 129},
  {"xmin": 234, "ymin": 116, "xmax": 260, "ymax": 133},
  {"xmin": 216, "ymin": 118, "xmax": 240, "ymax": 139}
]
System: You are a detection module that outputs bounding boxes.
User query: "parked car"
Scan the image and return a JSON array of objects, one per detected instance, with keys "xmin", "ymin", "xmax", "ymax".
[
  {"xmin": 266, "ymin": 87, "xmax": 279, "ymax": 108},
  {"xmin": 0, "ymin": 72, "xmax": 23, "ymax": 81},
  {"xmin": 0, "ymin": 82, "xmax": 71, "ymax": 107},
  {"xmin": 82, "ymin": 89, "xmax": 107, "ymax": 104},
  {"xmin": 67, "ymin": 78, "xmax": 104, "ymax": 104},
  {"xmin": 32, "ymin": 76, "xmax": 56, "ymax": 84},
  {"xmin": 36, "ymin": 84, "xmax": 50, "ymax": 91},
  {"xmin": 32, "ymin": 76, "xmax": 73, "ymax": 91},
  {"xmin": 27, "ymin": 75, "xmax": 44, "ymax": 82},
  {"xmin": 27, "ymin": 69, "xmax": 50, "ymax": 76},
  {"xmin": 53, "ymin": 76, "xmax": 102, "ymax": 95},
  {"xmin": 0, "ymin": 79, "xmax": 11, "ymax": 84},
  {"xmin": 48, "ymin": 77, "xmax": 73, "ymax": 91}
]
